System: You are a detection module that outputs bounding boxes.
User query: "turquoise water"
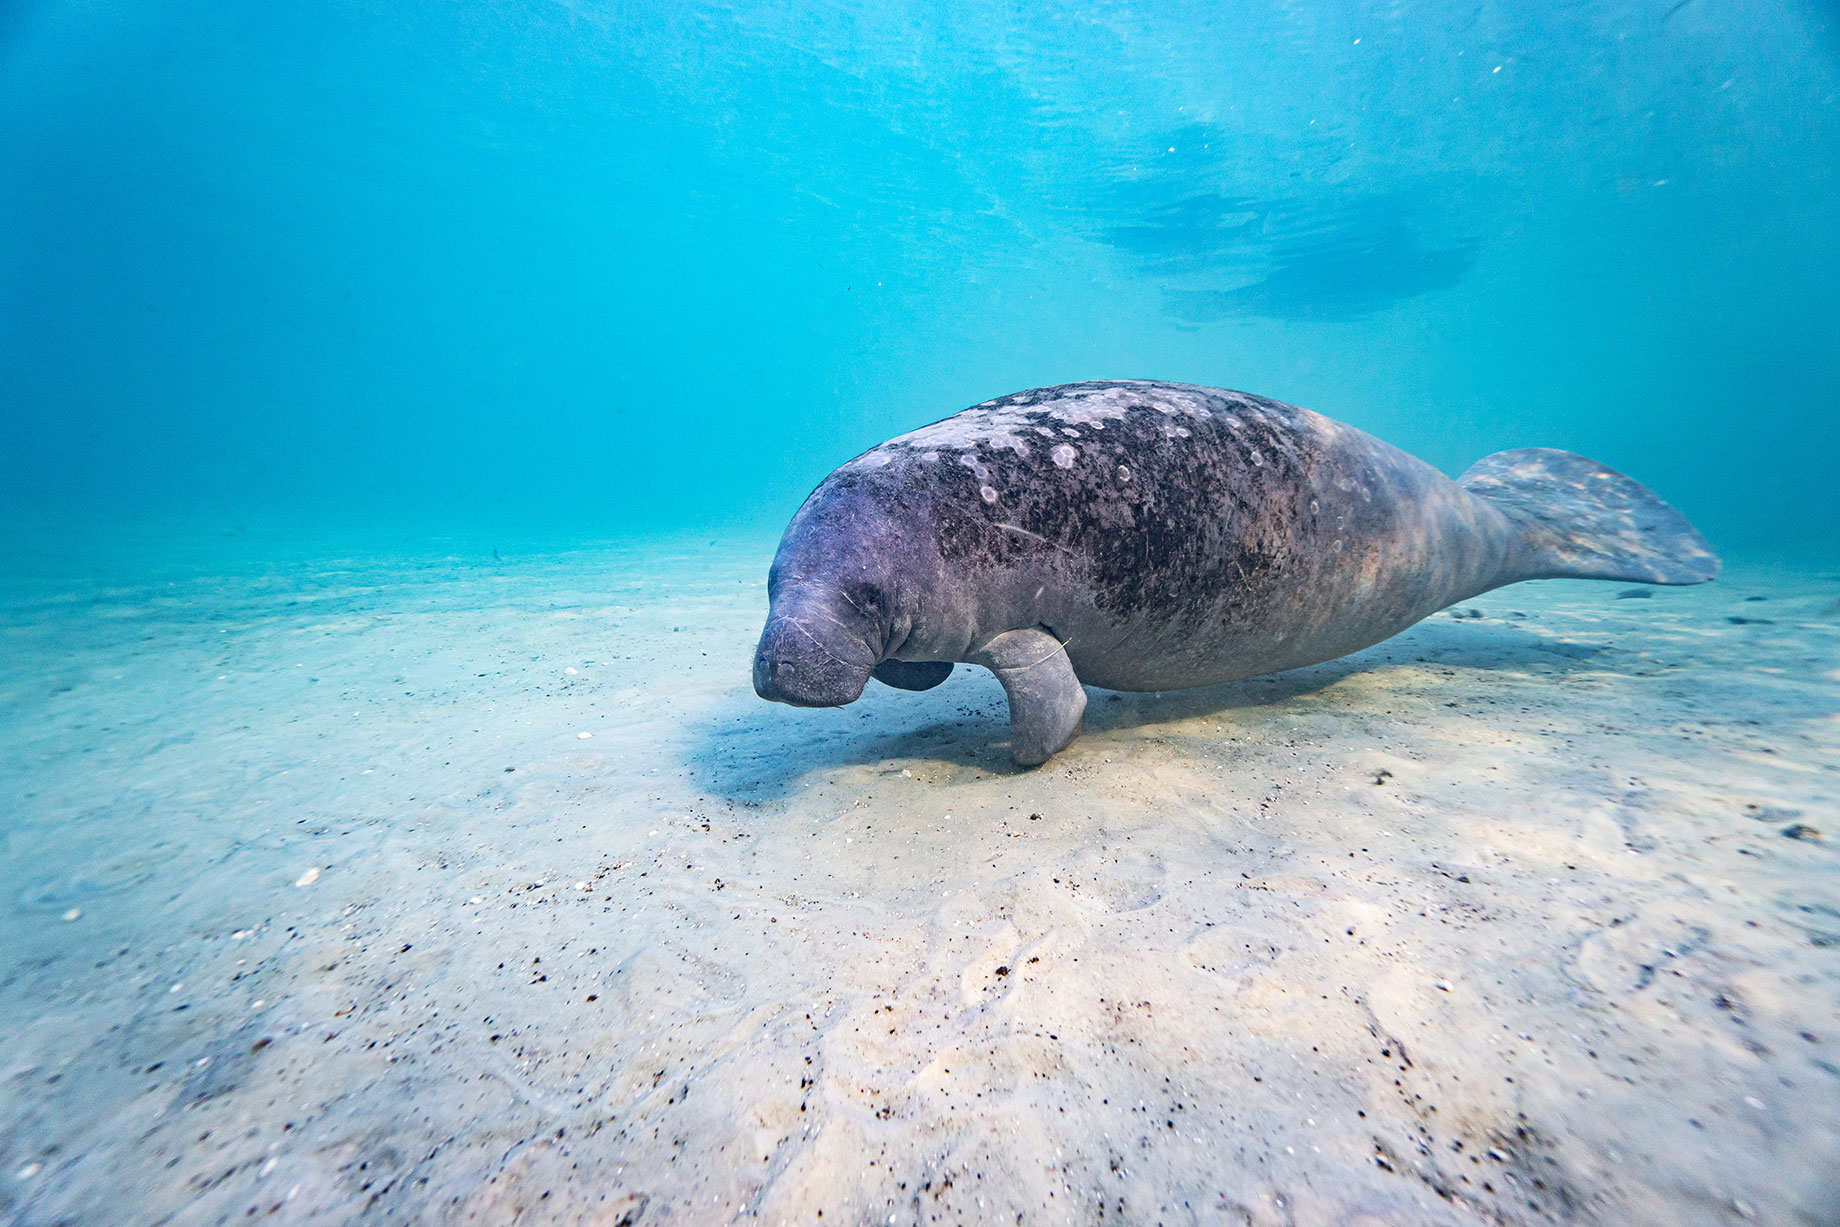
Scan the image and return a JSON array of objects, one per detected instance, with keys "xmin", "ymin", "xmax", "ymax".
[
  {"xmin": 4, "ymin": 6, "xmax": 1840, "ymax": 1224},
  {"xmin": 3, "ymin": 0, "xmax": 1837, "ymax": 552}
]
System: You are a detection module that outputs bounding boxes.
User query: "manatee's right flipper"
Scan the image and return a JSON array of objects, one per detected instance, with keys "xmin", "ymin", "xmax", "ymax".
[
  {"xmin": 873, "ymin": 659, "xmax": 954, "ymax": 691},
  {"xmin": 971, "ymin": 628, "xmax": 1086, "ymax": 767},
  {"xmin": 1459, "ymin": 448, "xmax": 1720, "ymax": 585}
]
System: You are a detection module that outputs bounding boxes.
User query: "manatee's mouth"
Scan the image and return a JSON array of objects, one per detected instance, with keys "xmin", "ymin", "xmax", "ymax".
[{"xmin": 752, "ymin": 614, "xmax": 874, "ymax": 707}]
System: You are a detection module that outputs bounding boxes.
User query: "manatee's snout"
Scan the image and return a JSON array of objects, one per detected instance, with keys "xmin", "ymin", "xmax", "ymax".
[{"xmin": 753, "ymin": 615, "xmax": 873, "ymax": 708}]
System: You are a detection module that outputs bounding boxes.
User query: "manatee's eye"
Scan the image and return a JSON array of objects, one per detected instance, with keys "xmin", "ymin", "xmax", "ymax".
[{"xmin": 839, "ymin": 581, "xmax": 885, "ymax": 619}]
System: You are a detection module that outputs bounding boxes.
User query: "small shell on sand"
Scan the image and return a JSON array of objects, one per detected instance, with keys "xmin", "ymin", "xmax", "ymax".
[
  {"xmin": 577, "ymin": 731, "xmax": 593, "ymax": 740},
  {"xmin": 295, "ymin": 867, "xmax": 321, "ymax": 887}
]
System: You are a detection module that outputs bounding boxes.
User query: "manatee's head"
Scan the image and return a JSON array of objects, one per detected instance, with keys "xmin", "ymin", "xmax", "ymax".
[{"xmin": 753, "ymin": 484, "xmax": 916, "ymax": 708}]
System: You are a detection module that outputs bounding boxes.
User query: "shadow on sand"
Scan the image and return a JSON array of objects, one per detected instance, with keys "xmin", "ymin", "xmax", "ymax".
[{"xmin": 684, "ymin": 616, "xmax": 1613, "ymax": 804}]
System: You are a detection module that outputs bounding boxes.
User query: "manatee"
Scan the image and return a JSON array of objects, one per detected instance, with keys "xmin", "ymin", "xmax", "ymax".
[{"xmin": 752, "ymin": 380, "xmax": 1718, "ymax": 765}]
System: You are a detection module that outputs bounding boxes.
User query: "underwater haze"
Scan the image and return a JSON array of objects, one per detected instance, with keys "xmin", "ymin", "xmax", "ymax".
[
  {"xmin": 5, "ymin": 3, "xmax": 1840, "ymax": 1225},
  {"xmin": 3, "ymin": 0, "xmax": 1838, "ymax": 549}
]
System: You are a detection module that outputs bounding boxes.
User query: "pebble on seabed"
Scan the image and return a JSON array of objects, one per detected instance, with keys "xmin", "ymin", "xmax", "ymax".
[{"xmin": 295, "ymin": 867, "xmax": 321, "ymax": 887}]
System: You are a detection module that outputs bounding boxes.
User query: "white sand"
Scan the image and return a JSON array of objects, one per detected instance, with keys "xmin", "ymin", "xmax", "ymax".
[{"xmin": 1, "ymin": 532, "xmax": 1836, "ymax": 1225}]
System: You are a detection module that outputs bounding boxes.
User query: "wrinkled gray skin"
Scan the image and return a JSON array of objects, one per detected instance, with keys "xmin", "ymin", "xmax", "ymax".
[{"xmin": 754, "ymin": 381, "xmax": 1718, "ymax": 765}]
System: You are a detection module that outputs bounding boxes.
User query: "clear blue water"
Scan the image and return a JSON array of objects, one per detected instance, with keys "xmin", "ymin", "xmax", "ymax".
[
  {"xmin": 4, "ymin": 7, "xmax": 1840, "ymax": 1220},
  {"xmin": 4, "ymin": 0, "xmax": 1837, "ymax": 555}
]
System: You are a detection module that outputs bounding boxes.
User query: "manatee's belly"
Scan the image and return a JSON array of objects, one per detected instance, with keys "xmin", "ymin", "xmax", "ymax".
[
  {"xmin": 1059, "ymin": 589, "xmax": 1433, "ymax": 692},
  {"xmin": 1046, "ymin": 518, "xmax": 1460, "ymax": 691}
]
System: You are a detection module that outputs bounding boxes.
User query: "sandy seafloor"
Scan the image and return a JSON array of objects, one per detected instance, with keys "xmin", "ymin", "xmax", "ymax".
[{"xmin": 1, "ymin": 530, "xmax": 1836, "ymax": 1227}]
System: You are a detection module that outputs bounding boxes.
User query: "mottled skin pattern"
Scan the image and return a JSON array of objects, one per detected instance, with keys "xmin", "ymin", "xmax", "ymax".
[{"xmin": 753, "ymin": 380, "xmax": 1717, "ymax": 764}]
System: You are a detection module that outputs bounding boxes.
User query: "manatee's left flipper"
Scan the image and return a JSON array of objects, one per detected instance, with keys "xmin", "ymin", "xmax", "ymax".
[
  {"xmin": 872, "ymin": 660, "xmax": 954, "ymax": 691},
  {"xmin": 971, "ymin": 628, "xmax": 1086, "ymax": 767}
]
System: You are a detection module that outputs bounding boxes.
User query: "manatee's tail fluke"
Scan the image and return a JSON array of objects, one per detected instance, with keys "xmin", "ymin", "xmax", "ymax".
[{"xmin": 1459, "ymin": 448, "xmax": 1720, "ymax": 585}]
